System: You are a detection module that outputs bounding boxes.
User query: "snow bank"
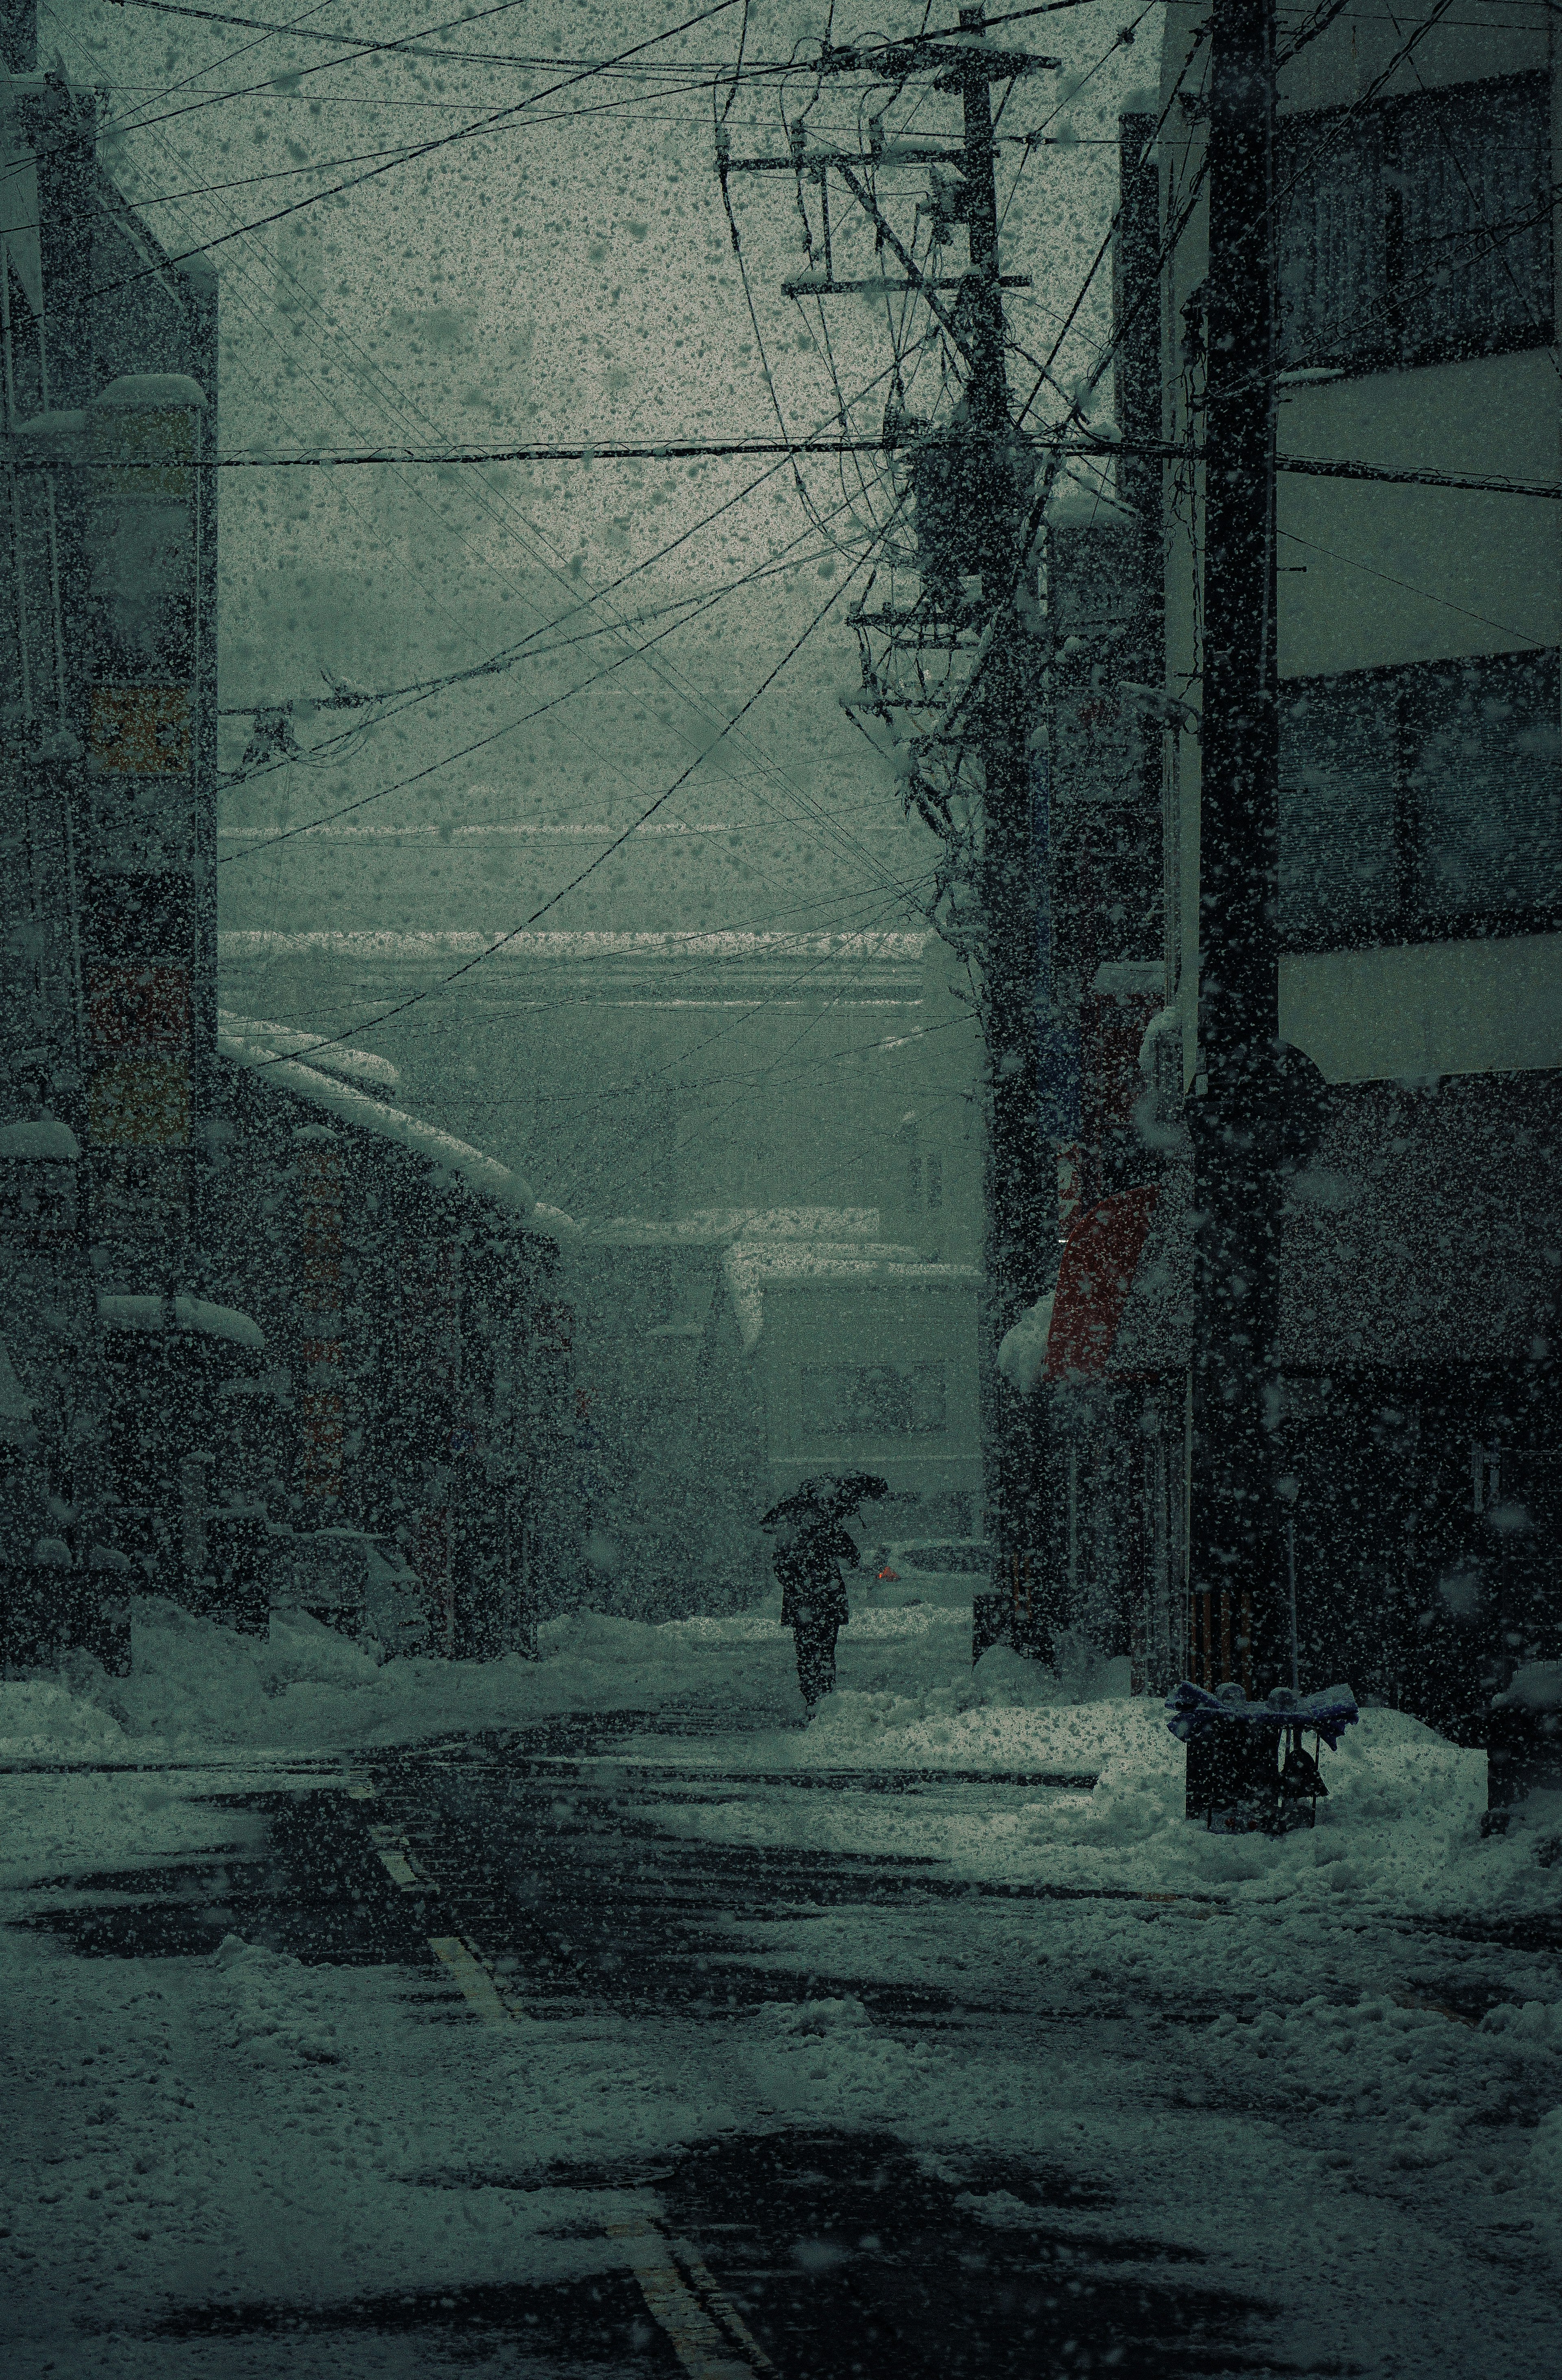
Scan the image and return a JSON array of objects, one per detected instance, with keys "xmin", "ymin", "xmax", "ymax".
[
  {"xmin": 0, "ymin": 1597, "xmax": 804, "ymax": 1761},
  {"xmin": 0, "ymin": 1681, "xmax": 135, "ymax": 1763},
  {"xmin": 4, "ymin": 1597, "xmax": 1556, "ymax": 1935}
]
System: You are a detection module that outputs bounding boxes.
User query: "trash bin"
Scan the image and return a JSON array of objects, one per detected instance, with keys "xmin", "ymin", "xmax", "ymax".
[{"xmin": 1167, "ymin": 1680, "xmax": 1359, "ymax": 1834}]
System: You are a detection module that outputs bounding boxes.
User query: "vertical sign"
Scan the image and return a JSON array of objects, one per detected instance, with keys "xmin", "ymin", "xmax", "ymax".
[
  {"xmin": 295, "ymin": 1129, "xmax": 346, "ymax": 1509},
  {"xmin": 82, "ymin": 377, "xmax": 206, "ymax": 1240},
  {"xmin": 1031, "ymin": 747, "xmax": 1081, "ymax": 1172}
]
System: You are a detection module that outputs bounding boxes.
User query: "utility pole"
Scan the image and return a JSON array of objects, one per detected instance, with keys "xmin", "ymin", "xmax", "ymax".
[
  {"xmin": 718, "ymin": 7, "xmax": 1058, "ymax": 1630},
  {"xmin": 952, "ymin": 7, "xmax": 1057, "ymax": 1641},
  {"xmin": 1187, "ymin": 0, "xmax": 1288, "ymax": 1692}
]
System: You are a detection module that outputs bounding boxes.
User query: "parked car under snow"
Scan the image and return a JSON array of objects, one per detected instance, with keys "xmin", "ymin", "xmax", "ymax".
[{"xmin": 857, "ymin": 1539, "xmax": 990, "ymax": 1611}]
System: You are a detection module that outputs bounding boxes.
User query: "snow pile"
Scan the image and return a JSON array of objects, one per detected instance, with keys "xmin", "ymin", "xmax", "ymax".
[
  {"xmin": 1530, "ymin": 2107, "xmax": 1562, "ymax": 2216},
  {"xmin": 0, "ymin": 1596, "xmax": 809, "ymax": 1760},
  {"xmin": 1192, "ymin": 1985, "xmax": 1562, "ymax": 2216},
  {"xmin": 0, "ymin": 1680, "xmax": 135, "ymax": 1763},
  {"xmin": 1481, "ymin": 1998, "xmax": 1562, "ymax": 2048},
  {"xmin": 995, "ymin": 1292, "xmax": 1054, "ymax": 1395},
  {"xmin": 1, "ymin": 1597, "xmax": 1555, "ymax": 1942},
  {"xmin": 210, "ymin": 1934, "xmax": 352, "ymax": 2071}
]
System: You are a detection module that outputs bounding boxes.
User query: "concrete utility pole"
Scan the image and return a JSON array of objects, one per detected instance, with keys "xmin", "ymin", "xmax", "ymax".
[
  {"xmin": 717, "ymin": 6, "xmax": 1058, "ymax": 1628},
  {"xmin": 1188, "ymin": 0, "xmax": 1288, "ymax": 1691},
  {"xmin": 949, "ymin": 7, "xmax": 1056, "ymax": 1635}
]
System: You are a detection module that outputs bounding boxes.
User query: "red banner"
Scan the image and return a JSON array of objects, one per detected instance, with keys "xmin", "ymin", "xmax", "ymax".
[{"xmin": 1045, "ymin": 1184, "xmax": 1160, "ymax": 1383}]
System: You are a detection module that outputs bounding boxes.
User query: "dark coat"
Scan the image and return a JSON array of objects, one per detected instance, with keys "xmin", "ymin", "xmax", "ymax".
[{"xmin": 775, "ymin": 1518, "xmax": 856, "ymax": 1631}]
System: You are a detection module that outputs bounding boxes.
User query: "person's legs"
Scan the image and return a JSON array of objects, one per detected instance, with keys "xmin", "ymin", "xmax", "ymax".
[
  {"xmin": 794, "ymin": 1614, "xmax": 839, "ymax": 1709},
  {"xmin": 816, "ymin": 1621, "xmax": 839, "ymax": 1698}
]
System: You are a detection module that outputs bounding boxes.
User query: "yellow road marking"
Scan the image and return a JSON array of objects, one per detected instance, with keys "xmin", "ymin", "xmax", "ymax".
[
  {"xmin": 672, "ymin": 2241, "xmax": 777, "ymax": 2376},
  {"xmin": 428, "ymin": 1935, "xmax": 513, "ymax": 2025},
  {"xmin": 607, "ymin": 2219, "xmax": 761, "ymax": 2380},
  {"xmin": 424, "ymin": 1918, "xmax": 761, "ymax": 2376}
]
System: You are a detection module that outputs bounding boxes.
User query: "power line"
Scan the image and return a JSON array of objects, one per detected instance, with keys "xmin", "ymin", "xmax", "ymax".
[
  {"xmin": 73, "ymin": 0, "xmax": 354, "ymax": 142},
  {"xmin": 141, "ymin": 437, "xmax": 1562, "ymax": 500},
  {"xmin": 61, "ymin": 0, "xmax": 742, "ymax": 301},
  {"xmin": 247, "ymin": 541, "xmax": 889, "ymax": 1068},
  {"xmin": 217, "ymin": 478, "xmax": 904, "ymax": 836},
  {"xmin": 105, "ymin": 0, "xmax": 796, "ymax": 74},
  {"xmin": 217, "ymin": 507, "xmax": 897, "ymax": 754},
  {"xmin": 1276, "ymin": 526, "xmax": 1553, "ymax": 649},
  {"xmin": 60, "ymin": 1, "xmax": 927, "ymax": 922},
  {"xmin": 89, "ymin": 0, "xmax": 539, "ymax": 144},
  {"xmin": 147, "ymin": 7, "xmax": 938, "ymax": 909}
]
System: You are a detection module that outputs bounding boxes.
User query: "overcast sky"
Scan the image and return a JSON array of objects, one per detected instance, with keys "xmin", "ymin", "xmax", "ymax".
[{"xmin": 53, "ymin": 0, "xmax": 1157, "ymax": 947}]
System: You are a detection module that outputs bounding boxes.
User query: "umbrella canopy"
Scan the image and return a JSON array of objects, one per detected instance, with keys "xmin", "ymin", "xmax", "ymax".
[{"xmin": 760, "ymin": 1473, "xmax": 889, "ymax": 1530}]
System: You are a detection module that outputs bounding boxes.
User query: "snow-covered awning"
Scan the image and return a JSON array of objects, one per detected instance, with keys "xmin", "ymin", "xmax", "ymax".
[
  {"xmin": 0, "ymin": 1118, "xmax": 81, "ymax": 1161},
  {"xmin": 217, "ymin": 1012, "xmax": 399, "ymax": 1095},
  {"xmin": 94, "ymin": 373, "xmax": 207, "ymax": 410},
  {"xmin": 98, "ymin": 1293, "xmax": 264, "ymax": 1351}
]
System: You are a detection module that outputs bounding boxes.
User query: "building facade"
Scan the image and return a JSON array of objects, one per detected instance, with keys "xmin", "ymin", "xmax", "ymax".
[
  {"xmin": 0, "ymin": 28, "xmax": 575, "ymax": 1669},
  {"xmin": 1018, "ymin": 3, "xmax": 1561, "ymax": 1721}
]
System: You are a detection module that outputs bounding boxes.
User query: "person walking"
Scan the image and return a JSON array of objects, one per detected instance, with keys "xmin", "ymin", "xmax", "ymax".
[{"xmin": 775, "ymin": 1506, "xmax": 857, "ymax": 1716}]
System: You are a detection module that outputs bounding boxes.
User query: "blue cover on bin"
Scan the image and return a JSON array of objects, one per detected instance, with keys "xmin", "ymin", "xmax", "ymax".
[{"xmin": 1165, "ymin": 1680, "xmax": 1359, "ymax": 1749}]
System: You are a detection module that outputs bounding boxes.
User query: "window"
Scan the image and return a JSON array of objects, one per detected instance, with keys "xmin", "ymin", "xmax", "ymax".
[
  {"xmin": 1278, "ymin": 649, "xmax": 1562, "ymax": 947},
  {"xmin": 1277, "ymin": 74, "xmax": 1552, "ymax": 375},
  {"xmin": 799, "ymin": 1362, "xmax": 947, "ymax": 1439}
]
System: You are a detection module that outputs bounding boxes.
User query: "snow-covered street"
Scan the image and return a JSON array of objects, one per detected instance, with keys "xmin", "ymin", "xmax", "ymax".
[{"xmin": 4, "ymin": 1603, "xmax": 1560, "ymax": 2378}]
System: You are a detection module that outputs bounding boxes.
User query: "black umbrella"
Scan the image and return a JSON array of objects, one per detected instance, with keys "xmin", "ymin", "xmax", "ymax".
[{"xmin": 760, "ymin": 1473, "xmax": 889, "ymax": 1530}]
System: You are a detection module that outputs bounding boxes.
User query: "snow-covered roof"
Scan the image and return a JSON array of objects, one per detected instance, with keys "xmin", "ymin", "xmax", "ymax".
[
  {"xmin": 722, "ymin": 1240, "xmax": 981, "ymax": 1355},
  {"xmin": 575, "ymin": 1206, "xmax": 881, "ymax": 1249},
  {"xmin": 221, "ymin": 929, "xmax": 928, "ymax": 964},
  {"xmin": 217, "ymin": 1011, "xmax": 399, "ymax": 1094},
  {"xmin": 98, "ymin": 1293, "xmax": 265, "ymax": 1351},
  {"xmin": 9, "ymin": 410, "xmax": 87, "ymax": 444},
  {"xmin": 218, "ymin": 1035, "xmax": 543, "ymax": 1225},
  {"xmin": 0, "ymin": 1118, "xmax": 81, "ymax": 1161}
]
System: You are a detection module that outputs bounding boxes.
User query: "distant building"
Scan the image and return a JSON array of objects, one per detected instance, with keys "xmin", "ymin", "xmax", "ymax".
[{"xmin": 558, "ymin": 1204, "xmax": 982, "ymax": 1619}]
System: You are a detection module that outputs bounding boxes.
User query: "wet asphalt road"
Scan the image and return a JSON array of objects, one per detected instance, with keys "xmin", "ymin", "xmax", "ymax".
[{"xmin": 13, "ymin": 1711, "xmax": 1562, "ymax": 2377}]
